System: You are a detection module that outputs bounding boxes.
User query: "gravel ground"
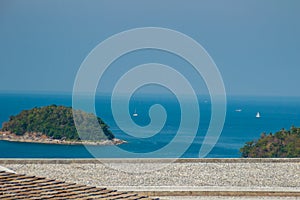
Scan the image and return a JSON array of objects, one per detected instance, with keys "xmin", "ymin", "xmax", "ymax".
[{"xmin": 3, "ymin": 162, "xmax": 300, "ymax": 188}]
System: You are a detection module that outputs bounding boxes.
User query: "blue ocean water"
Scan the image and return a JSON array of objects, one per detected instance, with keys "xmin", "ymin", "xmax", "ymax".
[{"xmin": 1, "ymin": 93, "xmax": 300, "ymax": 158}]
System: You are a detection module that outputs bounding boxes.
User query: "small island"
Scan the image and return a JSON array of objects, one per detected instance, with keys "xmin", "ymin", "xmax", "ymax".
[
  {"xmin": 240, "ymin": 126, "xmax": 300, "ymax": 158},
  {"xmin": 0, "ymin": 105, "xmax": 124, "ymax": 145}
]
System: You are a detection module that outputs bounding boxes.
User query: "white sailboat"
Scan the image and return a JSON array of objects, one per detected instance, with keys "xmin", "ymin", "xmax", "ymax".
[
  {"xmin": 256, "ymin": 112, "xmax": 261, "ymax": 118},
  {"xmin": 132, "ymin": 108, "xmax": 138, "ymax": 117}
]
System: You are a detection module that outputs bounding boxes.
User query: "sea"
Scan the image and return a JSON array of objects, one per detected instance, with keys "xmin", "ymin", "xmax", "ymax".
[{"xmin": 1, "ymin": 93, "xmax": 300, "ymax": 158}]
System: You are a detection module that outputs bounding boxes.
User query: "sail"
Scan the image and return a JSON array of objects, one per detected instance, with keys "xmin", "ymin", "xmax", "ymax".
[{"xmin": 256, "ymin": 112, "xmax": 261, "ymax": 118}]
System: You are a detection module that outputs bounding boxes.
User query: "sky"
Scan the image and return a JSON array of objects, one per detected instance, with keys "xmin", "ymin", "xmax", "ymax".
[{"xmin": 0, "ymin": 0, "xmax": 300, "ymax": 96}]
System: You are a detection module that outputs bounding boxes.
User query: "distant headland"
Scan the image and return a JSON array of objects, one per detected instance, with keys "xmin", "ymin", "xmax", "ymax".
[
  {"xmin": 240, "ymin": 126, "xmax": 300, "ymax": 158},
  {"xmin": 0, "ymin": 105, "xmax": 125, "ymax": 145}
]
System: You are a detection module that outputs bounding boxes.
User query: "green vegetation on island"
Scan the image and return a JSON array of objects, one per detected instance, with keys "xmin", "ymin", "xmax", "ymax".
[
  {"xmin": 240, "ymin": 126, "xmax": 300, "ymax": 158},
  {"xmin": 1, "ymin": 105, "xmax": 115, "ymax": 142}
]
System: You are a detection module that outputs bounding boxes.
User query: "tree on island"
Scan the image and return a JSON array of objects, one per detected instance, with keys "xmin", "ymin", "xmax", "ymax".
[
  {"xmin": 240, "ymin": 126, "xmax": 300, "ymax": 158},
  {"xmin": 1, "ymin": 105, "xmax": 115, "ymax": 141}
]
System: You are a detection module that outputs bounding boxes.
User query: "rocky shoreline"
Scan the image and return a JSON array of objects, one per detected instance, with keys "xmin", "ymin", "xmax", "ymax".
[{"xmin": 0, "ymin": 131, "xmax": 125, "ymax": 146}]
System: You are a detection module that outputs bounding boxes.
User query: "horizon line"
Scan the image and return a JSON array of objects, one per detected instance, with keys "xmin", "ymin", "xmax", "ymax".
[{"xmin": 1, "ymin": 90, "xmax": 300, "ymax": 98}]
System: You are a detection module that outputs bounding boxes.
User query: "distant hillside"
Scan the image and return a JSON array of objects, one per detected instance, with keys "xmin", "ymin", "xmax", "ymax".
[
  {"xmin": 1, "ymin": 105, "xmax": 115, "ymax": 141},
  {"xmin": 240, "ymin": 126, "xmax": 300, "ymax": 158}
]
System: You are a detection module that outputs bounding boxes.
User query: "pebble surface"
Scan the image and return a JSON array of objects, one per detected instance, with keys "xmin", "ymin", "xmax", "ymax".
[{"xmin": 3, "ymin": 162, "xmax": 300, "ymax": 188}]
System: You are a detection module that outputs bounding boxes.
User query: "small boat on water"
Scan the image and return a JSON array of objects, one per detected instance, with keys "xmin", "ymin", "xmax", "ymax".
[
  {"xmin": 256, "ymin": 112, "xmax": 261, "ymax": 118},
  {"xmin": 132, "ymin": 108, "xmax": 138, "ymax": 117},
  {"xmin": 235, "ymin": 109, "xmax": 242, "ymax": 112}
]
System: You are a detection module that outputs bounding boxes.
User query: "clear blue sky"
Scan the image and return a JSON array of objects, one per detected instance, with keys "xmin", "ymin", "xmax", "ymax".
[{"xmin": 0, "ymin": 0, "xmax": 299, "ymax": 96}]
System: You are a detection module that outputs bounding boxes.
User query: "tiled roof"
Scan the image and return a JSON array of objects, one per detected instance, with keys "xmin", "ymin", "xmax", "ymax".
[{"xmin": 0, "ymin": 171, "xmax": 158, "ymax": 200}]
